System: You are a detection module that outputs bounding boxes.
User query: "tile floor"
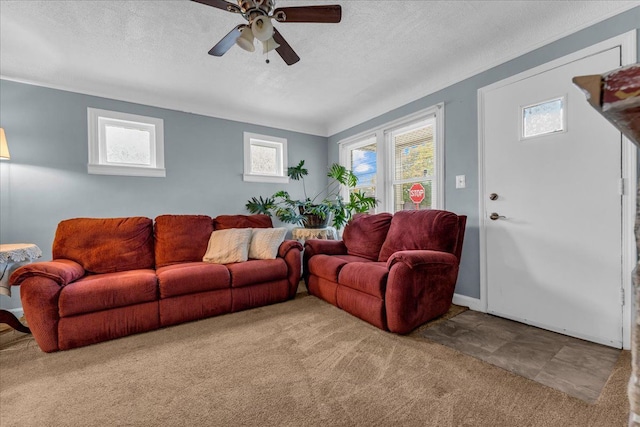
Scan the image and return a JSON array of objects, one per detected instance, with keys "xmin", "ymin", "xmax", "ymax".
[{"xmin": 417, "ymin": 310, "xmax": 621, "ymax": 403}]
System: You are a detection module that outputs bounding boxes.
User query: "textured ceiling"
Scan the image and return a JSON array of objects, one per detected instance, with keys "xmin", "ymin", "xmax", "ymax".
[{"xmin": 1, "ymin": 1, "xmax": 638, "ymax": 136}]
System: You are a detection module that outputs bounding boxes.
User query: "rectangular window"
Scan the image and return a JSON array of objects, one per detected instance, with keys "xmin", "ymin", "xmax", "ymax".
[
  {"xmin": 87, "ymin": 108, "xmax": 165, "ymax": 177},
  {"xmin": 349, "ymin": 137, "xmax": 377, "ymax": 203},
  {"xmin": 389, "ymin": 118, "xmax": 436, "ymax": 212},
  {"xmin": 521, "ymin": 96, "xmax": 566, "ymax": 139},
  {"xmin": 243, "ymin": 132, "xmax": 288, "ymax": 184},
  {"xmin": 339, "ymin": 104, "xmax": 444, "ymax": 213}
]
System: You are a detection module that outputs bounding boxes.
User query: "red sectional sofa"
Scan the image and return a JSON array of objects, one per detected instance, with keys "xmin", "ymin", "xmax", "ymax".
[
  {"xmin": 304, "ymin": 209, "xmax": 466, "ymax": 334},
  {"xmin": 10, "ymin": 214, "xmax": 302, "ymax": 352}
]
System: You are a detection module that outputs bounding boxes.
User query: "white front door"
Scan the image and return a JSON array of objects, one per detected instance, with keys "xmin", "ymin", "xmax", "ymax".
[{"xmin": 481, "ymin": 46, "xmax": 624, "ymax": 347}]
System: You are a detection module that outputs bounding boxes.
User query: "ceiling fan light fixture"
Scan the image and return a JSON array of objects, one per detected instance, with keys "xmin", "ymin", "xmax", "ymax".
[
  {"xmin": 251, "ymin": 16, "xmax": 274, "ymax": 42},
  {"xmin": 262, "ymin": 37, "xmax": 280, "ymax": 54},
  {"xmin": 236, "ymin": 26, "xmax": 256, "ymax": 52}
]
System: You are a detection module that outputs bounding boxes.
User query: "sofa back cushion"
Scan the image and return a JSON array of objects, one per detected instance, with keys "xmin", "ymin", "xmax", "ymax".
[
  {"xmin": 342, "ymin": 213, "xmax": 393, "ymax": 261},
  {"xmin": 214, "ymin": 214, "xmax": 273, "ymax": 230},
  {"xmin": 378, "ymin": 210, "xmax": 461, "ymax": 262},
  {"xmin": 52, "ymin": 217, "xmax": 154, "ymax": 274},
  {"xmin": 154, "ymin": 215, "xmax": 213, "ymax": 268}
]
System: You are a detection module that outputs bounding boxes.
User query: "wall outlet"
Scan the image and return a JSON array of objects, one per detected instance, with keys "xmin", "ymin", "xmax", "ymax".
[{"xmin": 456, "ymin": 175, "xmax": 466, "ymax": 189}]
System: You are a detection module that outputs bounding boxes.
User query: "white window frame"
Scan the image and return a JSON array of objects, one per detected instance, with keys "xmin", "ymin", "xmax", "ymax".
[
  {"xmin": 87, "ymin": 108, "xmax": 165, "ymax": 177},
  {"xmin": 339, "ymin": 103, "xmax": 444, "ymax": 212},
  {"xmin": 243, "ymin": 132, "xmax": 288, "ymax": 184}
]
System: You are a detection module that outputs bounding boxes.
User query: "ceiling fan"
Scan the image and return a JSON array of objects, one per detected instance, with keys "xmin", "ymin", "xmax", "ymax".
[{"xmin": 192, "ymin": 0, "xmax": 342, "ymax": 65}]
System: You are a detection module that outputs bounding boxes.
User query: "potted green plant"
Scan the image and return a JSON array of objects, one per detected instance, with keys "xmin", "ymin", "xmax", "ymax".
[{"xmin": 246, "ymin": 160, "xmax": 378, "ymax": 229}]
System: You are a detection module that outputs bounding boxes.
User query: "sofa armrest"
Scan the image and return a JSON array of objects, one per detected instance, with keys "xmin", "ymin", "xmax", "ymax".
[
  {"xmin": 278, "ymin": 240, "xmax": 303, "ymax": 258},
  {"xmin": 304, "ymin": 239, "xmax": 347, "ymax": 256},
  {"xmin": 10, "ymin": 259, "xmax": 85, "ymax": 288},
  {"xmin": 278, "ymin": 240, "xmax": 303, "ymax": 298},
  {"xmin": 386, "ymin": 250, "xmax": 458, "ymax": 270}
]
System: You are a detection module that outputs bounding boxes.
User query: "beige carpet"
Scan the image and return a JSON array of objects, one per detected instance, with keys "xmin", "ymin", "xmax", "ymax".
[{"xmin": 0, "ymin": 295, "xmax": 630, "ymax": 426}]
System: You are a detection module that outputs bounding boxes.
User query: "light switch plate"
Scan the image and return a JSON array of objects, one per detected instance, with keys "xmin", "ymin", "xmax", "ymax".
[{"xmin": 456, "ymin": 175, "xmax": 466, "ymax": 189}]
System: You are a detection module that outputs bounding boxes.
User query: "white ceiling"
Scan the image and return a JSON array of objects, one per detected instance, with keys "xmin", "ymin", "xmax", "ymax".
[{"xmin": 1, "ymin": 1, "xmax": 638, "ymax": 137}]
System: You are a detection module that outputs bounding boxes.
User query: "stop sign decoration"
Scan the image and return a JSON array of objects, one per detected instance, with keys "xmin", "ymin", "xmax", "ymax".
[{"xmin": 409, "ymin": 183, "xmax": 425, "ymax": 204}]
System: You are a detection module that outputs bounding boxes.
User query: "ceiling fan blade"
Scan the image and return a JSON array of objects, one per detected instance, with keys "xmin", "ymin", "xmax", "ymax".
[
  {"xmin": 273, "ymin": 5, "xmax": 342, "ymax": 23},
  {"xmin": 272, "ymin": 28, "xmax": 300, "ymax": 66},
  {"xmin": 208, "ymin": 25, "xmax": 243, "ymax": 57},
  {"xmin": 191, "ymin": 0, "xmax": 241, "ymax": 14}
]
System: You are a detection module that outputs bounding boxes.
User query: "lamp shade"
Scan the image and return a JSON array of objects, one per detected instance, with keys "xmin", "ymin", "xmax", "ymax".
[
  {"xmin": 236, "ymin": 26, "xmax": 256, "ymax": 52},
  {"xmin": 0, "ymin": 128, "xmax": 9, "ymax": 160},
  {"xmin": 262, "ymin": 37, "xmax": 280, "ymax": 54},
  {"xmin": 252, "ymin": 16, "xmax": 274, "ymax": 42}
]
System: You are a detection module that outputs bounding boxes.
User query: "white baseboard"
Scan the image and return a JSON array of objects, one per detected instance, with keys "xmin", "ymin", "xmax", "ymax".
[{"xmin": 452, "ymin": 293, "xmax": 484, "ymax": 312}]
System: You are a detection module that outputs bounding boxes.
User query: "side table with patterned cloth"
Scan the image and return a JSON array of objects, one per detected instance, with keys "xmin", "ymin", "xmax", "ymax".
[
  {"xmin": 292, "ymin": 227, "xmax": 337, "ymax": 244},
  {"xmin": 0, "ymin": 243, "xmax": 43, "ymax": 333},
  {"xmin": 292, "ymin": 227, "xmax": 338, "ymax": 286}
]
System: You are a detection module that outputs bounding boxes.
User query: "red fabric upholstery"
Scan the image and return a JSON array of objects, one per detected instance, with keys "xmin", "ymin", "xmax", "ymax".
[
  {"xmin": 59, "ymin": 270, "xmax": 157, "ymax": 317},
  {"xmin": 16, "ymin": 213, "xmax": 303, "ymax": 352},
  {"xmin": 214, "ymin": 214, "xmax": 272, "ymax": 230},
  {"xmin": 308, "ymin": 255, "xmax": 349, "ymax": 282},
  {"xmin": 385, "ymin": 261, "xmax": 459, "ymax": 334},
  {"xmin": 305, "ymin": 209, "xmax": 467, "ymax": 334},
  {"xmin": 232, "ymin": 280, "xmax": 289, "ymax": 312},
  {"xmin": 306, "ymin": 276, "xmax": 339, "ymax": 306},
  {"xmin": 159, "ymin": 289, "xmax": 232, "ymax": 327},
  {"xmin": 58, "ymin": 302, "xmax": 159, "ymax": 351},
  {"xmin": 338, "ymin": 262, "xmax": 388, "ymax": 299},
  {"xmin": 279, "ymin": 240, "xmax": 303, "ymax": 297},
  {"xmin": 19, "ymin": 276, "xmax": 62, "ymax": 352},
  {"xmin": 10, "ymin": 259, "xmax": 85, "ymax": 288},
  {"xmin": 154, "ymin": 215, "xmax": 213, "ymax": 268},
  {"xmin": 227, "ymin": 259, "xmax": 288, "ymax": 288},
  {"xmin": 336, "ymin": 286, "xmax": 386, "ymax": 330},
  {"xmin": 52, "ymin": 217, "xmax": 154, "ymax": 273},
  {"xmin": 386, "ymin": 250, "xmax": 459, "ymax": 270},
  {"xmin": 156, "ymin": 262, "xmax": 230, "ymax": 298},
  {"xmin": 378, "ymin": 210, "xmax": 461, "ymax": 262},
  {"xmin": 342, "ymin": 213, "xmax": 393, "ymax": 260}
]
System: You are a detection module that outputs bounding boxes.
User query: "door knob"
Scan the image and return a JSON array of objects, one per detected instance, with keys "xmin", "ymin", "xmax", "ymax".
[
  {"xmin": 490, "ymin": 213, "xmax": 506, "ymax": 220},
  {"xmin": 489, "ymin": 193, "xmax": 499, "ymax": 201}
]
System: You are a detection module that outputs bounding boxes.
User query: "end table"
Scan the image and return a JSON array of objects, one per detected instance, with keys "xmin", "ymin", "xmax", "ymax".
[
  {"xmin": 0, "ymin": 243, "xmax": 43, "ymax": 333},
  {"xmin": 292, "ymin": 227, "xmax": 337, "ymax": 244}
]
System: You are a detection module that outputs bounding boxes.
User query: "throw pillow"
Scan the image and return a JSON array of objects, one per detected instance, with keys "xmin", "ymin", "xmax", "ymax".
[
  {"xmin": 203, "ymin": 228, "xmax": 253, "ymax": 264},
  {"xmin": 249, "ymin": 227, "xmax": 287, "ymax": 260}
]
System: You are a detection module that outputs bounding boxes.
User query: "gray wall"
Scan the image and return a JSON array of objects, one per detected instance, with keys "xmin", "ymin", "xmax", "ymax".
[
  {"xmin": 328, "ymin": 7, "xmax": 640, "ymax": 299},
  {"xmin": 0, "ymin": 80, "xmax": 328, "ymax": 310},
  {"xmin": 1, "ymin": 7, "xmax": 638, "ymax": 311}
]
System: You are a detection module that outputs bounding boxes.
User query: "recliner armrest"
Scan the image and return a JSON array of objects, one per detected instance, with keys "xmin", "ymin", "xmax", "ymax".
[
  {"xmin": 277, "ymin": 240, "xmax": 303, "ymax": 258},
  {"xmin": 386, "ymin": 250, "xmax": 458, "ymax": 270},
  {"xmin": 9, "ymin": 259, "xmax": 85, "ymax": 288}
]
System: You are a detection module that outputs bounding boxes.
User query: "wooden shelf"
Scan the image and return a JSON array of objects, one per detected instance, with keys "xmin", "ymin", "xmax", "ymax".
[{"xmin": 573, "ymin": 63, "xmax": 640, "ymax": 147}]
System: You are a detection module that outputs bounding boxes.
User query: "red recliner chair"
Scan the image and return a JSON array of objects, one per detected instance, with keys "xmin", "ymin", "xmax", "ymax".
[{"xmin": 304, "ymin": 209, "xmax": 466, "ymax": 334}]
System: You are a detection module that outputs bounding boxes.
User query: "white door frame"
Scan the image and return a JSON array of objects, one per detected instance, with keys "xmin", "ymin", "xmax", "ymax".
[{"xmin": 477, "ymin": 30, "xmax": 637, "ymax": 349}]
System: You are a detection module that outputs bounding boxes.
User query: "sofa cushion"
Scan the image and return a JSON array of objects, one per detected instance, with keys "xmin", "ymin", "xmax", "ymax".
[
  {"xmin": 249, "ymin": 228, "xmax": 287, "ymax": 260},
  {"xmin": 227, "ymin": 259, "xmax": 288, "ymax": 288},
  {"xmin": 308, "ymin": 254, "xmax": 370, "ymax": 282},
  {"xmin": 53, "ymin": 217, "xmax": 154, "ymax": 274},
  {"xmin": 342, "ymin": 213, "xmax": 393, "ymax": 261},
  {"xmin": 156, "ymin": 262, "xmax": 230, "ymax": 298},
  {"xmin": 59, "ymin": 269, "xmax": 157, "ymax": 317},
  {"xmin": 214, "ymin": 214, "xmax": 272, "ymax": 230},
  {"xmin": 203, "ymin": 228, "xmax": 253, "ymax": 264},
  {"xmin": 378, "ymin": 210, "xmax": 461, "ymax": 262},
  {"xmin": 338, "ymin": 262, "xmax": 388, "ymax": 299},
  {"xmin": 154, "ymin": 215, "xmax": 213, "ymax": 268}
]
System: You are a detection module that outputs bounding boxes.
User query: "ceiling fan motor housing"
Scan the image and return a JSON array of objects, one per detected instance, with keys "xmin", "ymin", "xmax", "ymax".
[{"xmin": 238, "ymin": 0, "xmax": 275, "ymax": 17}]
